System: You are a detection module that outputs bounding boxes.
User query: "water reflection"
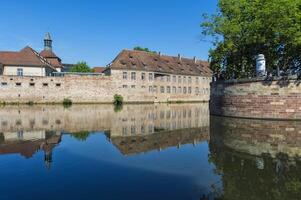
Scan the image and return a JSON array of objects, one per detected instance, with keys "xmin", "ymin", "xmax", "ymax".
[
  {"xmin": 209, "ymin": 116, "xmax": 301, "ymax": 199},
  {"xmin": 3, "ymin": 104, "xmax": 301, "ymax": 199},
  {"xmin": 0, "ymin": 104, "xmax": 209, "ymax": 163}
]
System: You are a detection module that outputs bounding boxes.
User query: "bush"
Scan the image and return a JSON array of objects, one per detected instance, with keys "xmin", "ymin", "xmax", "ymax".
[
  {"xmin": 26, "ymin": 101, "xmax": 34, "ymax": 106},
  {"xmin": 63, "ymin": 98, "xmax": 72, "ymax": 108},
  {"xmin": 113, "ymin": 94, "xmax": 123, "ymax": 105},
  {"xmin": 114, "ymin": 104, "xmax": 123, "ymax": 112}
]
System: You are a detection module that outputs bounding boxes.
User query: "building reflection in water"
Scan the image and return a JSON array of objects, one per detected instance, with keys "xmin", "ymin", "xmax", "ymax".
[
  {"xmin": 209, "ymin": 116, "xmax": 301, "ymax": 200},
  {"xmin": 0, "ymin": 103, "xmax": 210, "ymax": 166}
]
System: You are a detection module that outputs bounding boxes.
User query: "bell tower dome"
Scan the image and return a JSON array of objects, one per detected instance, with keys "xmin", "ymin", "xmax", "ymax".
[{"xmin": 44, "ymin": 32, "xmax": 52, "ymax": 50}]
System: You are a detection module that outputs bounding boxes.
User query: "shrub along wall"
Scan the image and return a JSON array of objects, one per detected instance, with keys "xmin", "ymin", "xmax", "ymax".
[{"xmin": 210, "ymin": 77, "xmax": 301, "ymax": 119}]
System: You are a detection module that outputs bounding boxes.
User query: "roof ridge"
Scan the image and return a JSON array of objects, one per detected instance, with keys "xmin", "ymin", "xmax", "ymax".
[
  {"xmin": 123, "ymin": 49, "xmax": 208, "ymax": 63},
  {"xmin": 28, "ymin": 47, "xmax": 56, "ymax": 70}
]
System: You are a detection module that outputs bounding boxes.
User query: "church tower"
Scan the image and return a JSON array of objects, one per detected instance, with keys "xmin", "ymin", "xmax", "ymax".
[
  {"xmin": 44, "ymin": 32, "xmax": 52, "ymax": 50},
  {"xmin": 40, "ymin": 33, "xmax": 63, "ymax": 72}
]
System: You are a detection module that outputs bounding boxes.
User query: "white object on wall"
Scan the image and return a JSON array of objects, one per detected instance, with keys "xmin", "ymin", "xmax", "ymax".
[{"xmin": 256, "ymin": 54, "xmax": 266, "ymax": 76}]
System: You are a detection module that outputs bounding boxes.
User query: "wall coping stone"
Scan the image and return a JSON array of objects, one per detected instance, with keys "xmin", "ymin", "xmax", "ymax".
[{"xmin": 213, "ymin": 75, "xmax": 299, "ymax": 84}]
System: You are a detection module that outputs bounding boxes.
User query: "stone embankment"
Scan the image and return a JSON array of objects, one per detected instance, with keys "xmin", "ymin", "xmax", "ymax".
[{"xmin": 210, "ymin": 77, "xmax": 301, "ymax": 119}]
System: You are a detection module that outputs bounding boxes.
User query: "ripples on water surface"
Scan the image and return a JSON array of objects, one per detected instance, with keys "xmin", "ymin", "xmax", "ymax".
[{"xmin": 0, "ymin": 104, "xmax": 301, "ymax": 200}]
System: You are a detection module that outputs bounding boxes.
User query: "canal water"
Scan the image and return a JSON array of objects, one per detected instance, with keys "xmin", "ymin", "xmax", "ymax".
[{"xmin": 0, "ymin": 104, "xmax": 300, "ymax": 200}]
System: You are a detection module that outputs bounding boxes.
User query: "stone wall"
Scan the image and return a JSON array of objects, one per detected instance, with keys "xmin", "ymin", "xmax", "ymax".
[
  {"xmin": 0, "ymin": 71, "xmax": 211, "ymax": 103},
  {"xmin": 210, "ymin": 77, "xmax": 301, "ymax": 119}
]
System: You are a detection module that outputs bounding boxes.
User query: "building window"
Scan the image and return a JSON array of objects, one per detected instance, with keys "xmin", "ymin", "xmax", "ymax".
[
  {"xmin": 16, "ymin": 82, "xmax": 21, "ymax": 87},
  {"xmin": 123, "ymin": 85, "xmax": 128, "ymax": 88},
  {"xmin": 43, "ymin": 83, "xmax": 48, "ymax": 87},
  {"xmin": 29, "ymin": 83, "xmax": 35, "ymax": 87},
  {"xmin": 183, "ymin": 87, "xmax": 187, "ymax": 94},
  {"xmin": 56, "ymin": 83, "xmax": 61, "ymax": 87},
  {"xmin": 178, "ymin": 87, "xmax": 182, "ymax": 93},
  {"xmin": 141, "ymin": 73, "xmax": 146, "ymax": 80},
  {"xmin": 178, "ymin": 76, "xmax": 182, "ymax": 83},
  {"xmin": 160, "ymin": 76, "xmax": 164, "ymax": 82},
  {"xmin": 195, "ymin": 87, "xmax": 199, "ymax": 94},
  {"xmin": 196, "ymin": 77, "xmax": 199, "ymax": 84},
  {"xmin": 183, "ymin": 76, "xmax": 186, "ymax": 83},
  {"xmin": 160, "ymin": 86, "xmax": 165, "ymax": 93},
  {"xmin": 123, "ymin": 72, "xmax": 127, "ymax": 79},
  {"xmin": 172, "ymin": 86, "xmax": 176, "ymax": 93},
  {"xmin": 122, "ymin": 127, "xmax": 128, "ymax": 135},
  {"xmin": 131, "ymin": 72, "xmax": 136, "ymax": 80},
  {"xmin": 188, "ymin": 87, "xmax": 191, "ymax": 94},
  {"xmin": 1, "ymin": 82, "xmax": 7, "ymax": 86},
  {"xmin": 166, "ymin": 76, "xmax": 171, "ymax": 82},
  {"xmin": 188, "ymin": 77, "xmax": 191, "ymax": 84},
  {"xmin": 153, "ymin": 86, "xmax": 157, "ymax": 93},
  {"xmin": 173, "ymin": 76, "xmax": 176, "ymax": 82},
  {"xmin": 131, "ymin": 126, "xmax": 136, "ymax": 134},
  {"xmin": 141, "ymin": 125, "xmax": 145, "ymax": 134},
  {"xmin": 141, "ymin": 85, "xmax": 146, "ymax": 89},
  {"xmin": 17, "ymin": 68, "xmax": 23, "ymax": 76},
  {"xmin": 167, "ymin": 86, "xmax": 171, "ymax": 93},
  {"xmin": 131, "ymin": 85, "xmax": 136, "ymax": 89},
  {"xmin": 149, "ymin": 86, "xmax": 153, "ymax": 92},
  {"xmin": 149, "ymin": 73, "xmax": 153, "ymax": 81}
]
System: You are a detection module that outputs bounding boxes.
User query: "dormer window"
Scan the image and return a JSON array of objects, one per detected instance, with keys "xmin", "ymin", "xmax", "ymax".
[
  {"xmin": 131, "ymin": 61, "xmax": 136, "ymax": 67},
  {"xmin": 120, "ymin": 60, "xmax": 127, "ymax": 65}
]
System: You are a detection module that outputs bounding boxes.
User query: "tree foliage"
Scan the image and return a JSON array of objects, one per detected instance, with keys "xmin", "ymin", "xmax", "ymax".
[
  {"xmin": 133, "ymin": 46, "xmax": 156, "ymax": 53},
  {"xmin": 70, "ymin": 131, "xmax": 92, "ymax": 141},
  {"xmin": 70, "ymin": 61, "xmax": 92, "ymax": 73},
  {"xmin": 201, "ymin": 0, "xmax": 301, "ymax": 79}
]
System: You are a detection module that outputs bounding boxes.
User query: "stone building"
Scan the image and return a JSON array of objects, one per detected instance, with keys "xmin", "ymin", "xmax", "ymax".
[
  {"xmin": 0, "ymin": 33, "xmax": 66, "ymax": 76},
  {"xmin": 0, "ymin": 46, "xmax": 56, "ymax": 76},
  {"xmin": 104, "ymin": 50, "xmax": 212, "ymax": 102}
]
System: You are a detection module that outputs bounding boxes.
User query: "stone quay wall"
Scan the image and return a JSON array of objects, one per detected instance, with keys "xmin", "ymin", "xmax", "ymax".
[
  {"xmin": 0, "ymin": 72, "xmax": 211, "ymax": 103},
  {"xmin": 210, "ymin": 77, "xmax": 301, "ymax": 119}
]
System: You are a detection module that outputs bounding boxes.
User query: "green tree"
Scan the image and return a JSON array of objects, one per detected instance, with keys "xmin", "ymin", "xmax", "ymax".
[
  {"xmin": 70, "ymin": 131, "xmax": 91, "ymax": 141},
  {"xmin": 70, "ymin": 61, "xmax": 92, "ymax": 73},
  {"xmin": 201, "ymin": 0, "xmax": 301, "ymax": 79},
  {"xmin": 133, "ymin": 46, "xmax": 156, "ymax": 53}
]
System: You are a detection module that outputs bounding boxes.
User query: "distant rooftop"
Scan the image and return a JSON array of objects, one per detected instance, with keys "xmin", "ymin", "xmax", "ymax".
[{"xmin": 108, "ymin": 49, "xmax": 211, "ymax": 76}]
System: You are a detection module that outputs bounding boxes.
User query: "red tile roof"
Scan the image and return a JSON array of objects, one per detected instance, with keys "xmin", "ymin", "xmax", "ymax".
[
  {"xmin": 92, "ymin": 67, "xmax": 106, "ymax": 73},
  {"xmin": 108, "ymin": 50, "xmax": 211, "ymax": 76},
  {"xmin": 40, "ymin": 49, "xmax": 60, "ymax": 59},
  {"xmin": 0, "ymin": 46, "xmax": 56, "ymax": 70},
  {"xmin": 40, "ymin": 49, "xmax": 62, "ymax": 68}
]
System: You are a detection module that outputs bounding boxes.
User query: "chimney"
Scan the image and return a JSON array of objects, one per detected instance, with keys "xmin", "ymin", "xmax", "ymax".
[
  {"xmin": 178, "ymin": 54, "xmax": 182, "ymax": 61},
  {"xmin": 193, "ymin": 56, "xmax": 197, "ymax": 64}
]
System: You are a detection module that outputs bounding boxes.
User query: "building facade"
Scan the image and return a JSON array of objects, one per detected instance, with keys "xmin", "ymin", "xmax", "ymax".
[
  {"xmin": 0, "ymin": 33, "xmax": 65, "ymax": 76},
  {"xmin": 0, "ymin": 34, "xmax": 212, "ymax": 103},
  {"xmin": 104, "ymin": 50, "xmax": 212, "ymax": 102},
  {"xmin": 0, "ymin": 46, "xmax": 56, "ymax": 76}
]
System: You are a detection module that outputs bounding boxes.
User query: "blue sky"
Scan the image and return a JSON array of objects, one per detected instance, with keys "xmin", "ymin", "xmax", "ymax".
[{"xmin": 0, "ymin": 0, "xmax": 218, "ymax": 66}]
